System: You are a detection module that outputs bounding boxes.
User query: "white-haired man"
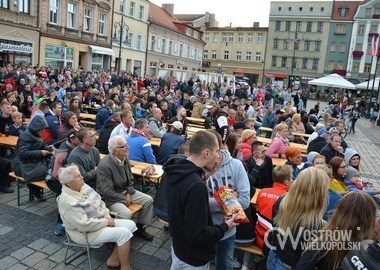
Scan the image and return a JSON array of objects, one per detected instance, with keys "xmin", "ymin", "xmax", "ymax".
[{"xmin": 96, "ymin": 135, "xmax": 155, "ymax": 241}]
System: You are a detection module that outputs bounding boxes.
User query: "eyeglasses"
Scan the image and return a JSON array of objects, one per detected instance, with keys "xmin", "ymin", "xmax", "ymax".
[
  {"xmin": 116, "ymin": 144, "xmax": 128, "ymax": 149},
  {"xmin": 339, "ymin": 165, "xmax": 347, "ymax": 169}
]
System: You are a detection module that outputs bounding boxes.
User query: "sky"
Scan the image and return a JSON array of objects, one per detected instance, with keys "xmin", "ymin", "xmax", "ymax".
[{"xmin": 150, "ymin": 0, "xmax": 334, "ymax": 28}]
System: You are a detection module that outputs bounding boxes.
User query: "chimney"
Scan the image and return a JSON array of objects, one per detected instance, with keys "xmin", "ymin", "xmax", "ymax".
[
  {"xmin": 162, "ymin": 4, "xmax": 174, "ymax": 15},
  {"xmin": 253, "ymin": 22, "xmax": 260, "ymax": 27},
  {"xmin": 229, "ymin": 22, "xmax": 232, "ymax": 27}
]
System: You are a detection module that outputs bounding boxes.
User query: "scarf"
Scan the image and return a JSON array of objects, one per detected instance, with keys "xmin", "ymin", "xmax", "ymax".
[{"xmin": 131, "ymin": 128, "xmax": 150, "ymax": 139}]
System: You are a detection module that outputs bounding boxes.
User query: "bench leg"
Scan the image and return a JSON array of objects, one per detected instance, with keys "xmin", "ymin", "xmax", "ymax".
[{"xmin": 17, "ymin": 181, "xmax": 21, "ymax": 207}]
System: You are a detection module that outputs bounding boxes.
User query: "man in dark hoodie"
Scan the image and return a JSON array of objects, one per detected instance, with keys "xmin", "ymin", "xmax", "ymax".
[{"xmin": 165, "ymin": 130, "xmax": 238, "ymax": 269}]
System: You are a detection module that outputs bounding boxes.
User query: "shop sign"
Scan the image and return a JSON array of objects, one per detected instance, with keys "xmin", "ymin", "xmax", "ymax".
[
  {"xmin": 0, "ymin": 42, "xmax": 33, "ymax": 53},
  {"xmin": 45, "ymin": 45, "xmax": 66, "ymax": 59}
]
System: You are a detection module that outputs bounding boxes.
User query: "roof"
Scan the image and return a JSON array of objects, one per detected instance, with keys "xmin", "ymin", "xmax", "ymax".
[
  {"xmin": 332, "ymin": 1, "xmax": 363, "ymax": 20},
  {"xmin": 175, "ymin": 14, "xmax": 205, "ymax": 22},
  {"xmin": 148, "ymin": 2, "xmax": 181, "ymax": 32}
]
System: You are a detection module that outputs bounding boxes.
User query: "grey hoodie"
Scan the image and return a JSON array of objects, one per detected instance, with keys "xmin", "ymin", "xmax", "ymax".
[
  {"xmin": 207, "ymin": 149, "xmax": 250, "ymax": 240},
  {"xmin": 344, "ymin": 148, "xmax": 360, "ymax": 166}
]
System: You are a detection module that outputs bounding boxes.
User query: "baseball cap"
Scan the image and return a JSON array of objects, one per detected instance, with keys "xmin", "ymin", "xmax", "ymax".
[
  {"xmin": 67, "ymin": 130, "xmax": 78, "ymax": 140},
  {"xmin": 318, "ymin": 128, "xmax": 328, "ymax": 136},
  {"xmin": 171, "ymin": 121, "xmax": 183, "ymax": 130},
  {"xmin": 205, "ymin": 100, "xmax": 217, "ymax": 108}
]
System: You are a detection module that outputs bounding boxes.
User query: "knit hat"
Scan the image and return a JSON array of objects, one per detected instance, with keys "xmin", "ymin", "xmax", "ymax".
[
  {"xmin": 285, "ymin": 146, "xmax": 302, "ymax": 159},
  {"xmin": 346, "ymin": 166, "xmax": 359, "ymax": 180}
]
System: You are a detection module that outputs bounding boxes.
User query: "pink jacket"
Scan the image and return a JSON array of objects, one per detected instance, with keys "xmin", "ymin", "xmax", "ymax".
[
  {"xmin": 265, "ymin": 137, "xmax": 289, "ymax": 158},
  {"xmin": 241, "ymin": 142, "xmax": 252, "ymax": 161}
]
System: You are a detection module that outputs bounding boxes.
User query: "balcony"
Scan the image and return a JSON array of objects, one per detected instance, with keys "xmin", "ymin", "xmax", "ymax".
[
  {"xmin": 373, "ymin": 14, "xmax": 380, "ymax": 19},
  {"xmin": 332, "ymin": 69, "xmax": 346, "ymax": 76},
  {"xmin": 352, "ymin": 51, "xmax": 364, "ymax": 58}
]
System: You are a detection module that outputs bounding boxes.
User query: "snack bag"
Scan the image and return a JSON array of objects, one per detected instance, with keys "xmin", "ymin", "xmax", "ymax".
[{"xmin": 213, "ymin": 186, "xmax": 249, "ymax": 223}]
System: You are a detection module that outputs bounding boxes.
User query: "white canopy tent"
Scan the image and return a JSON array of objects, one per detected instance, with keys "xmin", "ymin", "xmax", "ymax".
[
  {"xmin": 308, "ymin": 73, "xmax": 356, "ymax": 89},
  {"xmin": 356, "ymin": 78, "xmax": 380, "ymax": 90}
]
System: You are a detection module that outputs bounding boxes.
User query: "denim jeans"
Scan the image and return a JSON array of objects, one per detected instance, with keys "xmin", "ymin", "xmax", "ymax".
[
  {"xmin": 267, "ymin": 250, "xmax": 292, "ymax": 270},
  {"xmin": 170, "ymin": 247, "xmax": 210, "ymax": 270},
  {"xmin": 215, "ymin": 234, "xmax": 236, "ymax": 270}
]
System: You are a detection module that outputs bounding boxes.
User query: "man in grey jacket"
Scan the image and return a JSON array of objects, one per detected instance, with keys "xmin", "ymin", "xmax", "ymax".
[{"xmin": 96, "ymin": 135, "xmax": 154, "ymax": 241}]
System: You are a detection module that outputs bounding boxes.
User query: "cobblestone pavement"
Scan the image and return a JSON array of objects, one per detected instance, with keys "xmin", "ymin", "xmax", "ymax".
[{"xmin": 1, "ymin": 99, "xmax": 379, "ymax": 270}]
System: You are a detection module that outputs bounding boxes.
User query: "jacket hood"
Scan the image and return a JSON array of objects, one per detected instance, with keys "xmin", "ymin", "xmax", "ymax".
[
  {"xmin": 164, "ymin": 157, "xmax": 204, "ymax": 185},
  {"xmin": 307, "ymin": 151, "xmax": 319, "ymax": 164},
  {"xmin": 220, "ymin": 148, "xmax": 232, "ymax": 166},
  {"xmin": 344, "ymin": 148, "xmax": 360, "ymax": 165},
  {"xmin": 28, "ymin": 115, "xmax": 48, "ymax": 132}
]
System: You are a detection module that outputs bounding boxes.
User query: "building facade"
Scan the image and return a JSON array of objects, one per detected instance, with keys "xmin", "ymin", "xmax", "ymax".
[
  {"xmin": 146, "ymin": 3, "xmax": 205, "ymax": 80},
  {"xmin": 203, "ymin": 26, "xmax": 268, "ymax": 84},
  {"xmin": 113, "ymin": 0, "xmax": 149, "ymax": 76},
  {"xmin": 0, "ymin": 1, "xmax": 39, "ymax": 67},
  {"xmin": 39, "ymin": 0, "xmax": 114, "ymax": 70},
  {"xmin": 265, "ymin": 1, "xmax": 333, "ymax": 88}
]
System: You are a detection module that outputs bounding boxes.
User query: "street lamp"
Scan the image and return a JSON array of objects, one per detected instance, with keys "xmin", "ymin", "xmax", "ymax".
[
  {"xmin": 112, "ymin": 15, "xmax": 130, "ymax": 74},
  {"xmin": 289, "ymin": 25, "xmax": 302, "ymax": 88}
]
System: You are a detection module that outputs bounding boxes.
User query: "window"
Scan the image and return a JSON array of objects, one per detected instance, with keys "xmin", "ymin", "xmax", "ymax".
[
  {"xmin": 84, "ymin": 8, "xmax": 92, "ymax": 32},
  {"xmin": 284, "ymin": 39, "xmax": 289, "ymax": 49},
  {"xmin": 355, "ymin": 43, "xmax": 363, "ymax": 51},
  {"xmin": 256, "ymin": 52, "xmax": 261, "ymax": 62},
  {"xmin": 272, "ymin": 56, "xmax": 277, "ymax": 67},
  {"xmin": 339, "ymin": 7, "xmax": 348, "ymax": 17},
  {"xmin": 179, "ymin": 44, "xmax": 183, "ymax": 57},
  {"xmin": 203, "ymin": 50, "xmax": 208, "ymax": 59},
  {"xmin": 312, "ymin": 59, "xmax": 319, "ymax": 70},
  {"xmin": 238, "ymin": 33, "xmax": 243, "ymax": 42},
  {"xmin": 0, "ymin": 0, "xmax": 8, "ymax": 8},
  {"xmin": 306, "ymin": 22, "xmax": 312, "ymax": 32},
  {"xmin": 162, "ymin": 39, "xmax": 166, "ymax": 53},
  {"xmin": 246, "ymin": 51, "xmax": 252, "ymax": 61},
  {"xmin": 222, "ymin": 33, "xmax": 227, "ymax": 42},
  {"xmin": 49, "ymin": 0, "xmax": 59, "ymax": 24},
  {"xmin": 213, "ymin": 33, "xmax": 218, "ymax": 42},
  {"xmin": 212, "ymin": 50, "xmax": 217, "ymax": 59},
  {"xmin": 315, "ymin": 41, "xmax": 321, "ymax": 51},
  {"xmin": 365, "ymin": 8, "xmax": 371, "ymax": 17},
  {"xmin": 352, "ymin": 62, "xmax": 359, "ymax": 73},
  {"xmin": 236, "ymin": 51, "xmax": 242, "ymax": 60},
  {"xmin": 358, "ymin": 25, "xmax": 365, "ymax": 36},
  {"xmin": 205, "ymin": 33, "xmax": 210, "ymax": 42},
  {"xmin": 328, "ymin": 61, "xmax": 334, "ymax": 71},
  {"xmin": 281, "ymin": 57, "xmax": 287, "ymax": 68},
  {"xmin": 375, "ymin": 8, "xmax": 380, "ymax": 15},
  {"xmin": 364, "ymin": 63, "xmax": 371, "ymax": 73},
  {"xmin": 285, "ymin": 21, "xmax": 291, "ymax": 31},
  {"xmin": 370, "ymin": 25, "xmax": 377, "ymax": 33},
  {"xmin": 304, "ymin": 41, "xmax": 310, "ymax": 51},
  {"xmin": 168, "ymin": 41, "xmax": 173, "ymax": 54},
  {"xmin": 294, "ymin": 41, "xmax": 299, "ymax": 50},
  {"xmin": 67, "ymin": 3, "xmax": 76, "ymax": 28},
  {"xmin": 257, "ymin": 33, "xmax": 263, "ymax": 43},
  {"xmin": 120, "ymin": 0, "xmax": 126, "ymax": 13},
  {"xmin": 187, "ymin": 46, "xmax": 190, "ymax": 58},
  {"xmin": 139, "ymin": 5, "xmax": 144, "ymax": 20},
  {"xmin": 296, "ymin": 21, "xmax": 302, "ymax": 32},
  {"xmin": 274, "ymin": 39, "xmax": 279, "ymax": 49},
  {"xmin": 302, "ymin": 58, "xmax": 308, "ymax": 69},
  {"xmin": 317, "ymin": 22, "xmax": 323, "ymax": 32},
  {"xmin": 229, "ymin": 33, "xmax": 234, "ymax": 42},
  {"xmin": 288, "ymin": 7, "xmax": 292, "ymax": 11},
  {"xmin": 321, "ymin": 7, "xmax": 324, "ymax": 12},
  {"xmin": 336, "ymin": 24, "xmax": 346, "ymax": 34},
  {"xmin": 224, "ymin": 50, "xmax": 229, "ymax": 60},
  {"xmin": 310, "ymin": 7, "xmax": 313, "ymax": 12},
  {"xmin": 278, "ymin": 7, "xmax": 282, "ymax": 11},
  {"xmin": 299, "ymin": 7, "xmax": 302, "ymax": 11},
  {"xmin": 127, "ymin": 32, "xmax": 134, "ymax": 48},
  {"xmin": 339, "ymin": 43, "xmax": 346, "ymax": 53},
  {"xmin": 275, "ymin": 21, "xmax": 281, "ymax": 31},
  {"xmin": 330, "ymin": 42, "xmax": 336, "ymax": 52},
  {"xmin": 247, "ymin": 33, "xmax": 253, "ymax": 43},
  {"xmin": 130, "ymin": 1, "xmax": 135, "ymax": 16},
  {"xmin": 98, "ymin": 13, "xmax": 106, "ymax": 35},
  {"xmin": 137, "ymin": 35, "xmax": 142, "ymax": 50},
  {"xmin": 19, "ymin": 0, "xmax": 29, "ymax": 13}
]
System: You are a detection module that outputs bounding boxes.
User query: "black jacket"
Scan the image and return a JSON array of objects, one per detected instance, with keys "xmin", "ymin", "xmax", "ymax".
[
  {"xmin": 95, "ymin": 117, "xmax": 120, "ymax": 154},
  {"xmin": 307, "ymin": 136, "xmax": 327, "ymax": 153},
  {"xmin": 210, "ymin": 109, "xmax": 229, "ymax": 143},
  {"xmin": 243, "ymin": 155, "xmax": 273, "ymax": 193},
  {"xmin": 165, "ymin": 158, "xmax": 228, "ymax": 266},
  {"xmin": 320, "ymin": 143, "xmax": 344, "ymax": 164}
]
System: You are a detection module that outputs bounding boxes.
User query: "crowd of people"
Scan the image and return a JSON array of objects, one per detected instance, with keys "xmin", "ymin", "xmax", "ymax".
[{"xmin": 0, "ymin": 63, "xmax": 380, "ymax": 269}]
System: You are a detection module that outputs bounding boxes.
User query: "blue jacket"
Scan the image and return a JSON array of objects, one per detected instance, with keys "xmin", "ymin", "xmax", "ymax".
[
  {"xmin": 126, "ymin": 134, "xmax": 156, "ymax": 164},
  {"xmin": 323, "ymin": 189, "xmax": 342, "ymax": 220},
  {"xmin": 9, "ymin": 124, "xmax": 26, "ymax": 136},
  {"xmin": 45, "ymin": 111, "xmax": 60, "ymax": 140},
  {"xmin": 95, "ymin": 107, "xmax": 112, "ymax": 130},
  {"xmin": 157, "ymin": 132, "xmax": 185, "ymax": 165}
]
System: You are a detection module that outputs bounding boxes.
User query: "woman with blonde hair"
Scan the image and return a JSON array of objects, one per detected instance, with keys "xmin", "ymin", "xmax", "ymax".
[
  {"xmin": 265, "ymin": 123, "xmax": 290, "ymax": 158},
  {"xmin": 240, "ymin": 129, "xmax": 256, "ymax": 161},
  {"xmin": 291, "ymin": 113, "xmax": 305, "ymax": 133},
  {"xmin": 267, "ymin": 167, "xmax": 330, "ymax": 269},
  {"xmin": 295, "ymin": 191, "xmax": 378, "ymax": 270}
]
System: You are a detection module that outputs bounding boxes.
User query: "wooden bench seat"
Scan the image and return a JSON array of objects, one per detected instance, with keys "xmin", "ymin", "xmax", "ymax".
[
  {"xmin": 128, "ymin": 203, "xmax": 143, "ymax": 215},
  {"xmin": 234, "ymin": 243, "xmax": 263, "ymax": 256},
  {"xmin": 80, "ymin": 120, "xmax": 96, "ymax": 126}
]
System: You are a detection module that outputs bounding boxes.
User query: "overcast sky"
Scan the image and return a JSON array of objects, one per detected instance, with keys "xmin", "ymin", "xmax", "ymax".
[{"xmin": 150, "ymin": 0, "xmax": 335, "ymax": 27}]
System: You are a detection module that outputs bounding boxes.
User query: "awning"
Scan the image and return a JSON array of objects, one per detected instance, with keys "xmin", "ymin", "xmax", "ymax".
[
  {"xmin": 265, "ymin": 72, "xmax": 288, "ymax": 79},
  {"xmin": 89, "ymin": 45, "xmax": 115, "ymax": 56}
]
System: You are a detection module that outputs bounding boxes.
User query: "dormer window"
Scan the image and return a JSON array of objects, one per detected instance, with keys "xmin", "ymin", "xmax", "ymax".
[{"xmin": 339, "ymin": 7, "xmax": 348, "ymax": 17}]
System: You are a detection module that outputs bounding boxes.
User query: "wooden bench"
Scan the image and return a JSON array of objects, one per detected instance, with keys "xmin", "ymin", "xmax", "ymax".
[
  {"xmin": 128, "ymin": 203, "xmax": 143, "ymax": 215},
  {"xmin": 80, "ymin": 120, "xmax": 96, "ymax": 127},
  {"xmin": 9, "ymin": 172, "xmax": 50, "ymax": 206},
  {"xmin": 235, "ymin": 244, "xmax": 263, "ymax": 256}
]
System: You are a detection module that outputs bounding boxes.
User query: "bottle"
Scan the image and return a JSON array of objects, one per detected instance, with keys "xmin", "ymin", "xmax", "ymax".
[{"xmin": 5, "ymin": 124, "xmax": 10, "ymax": 137}]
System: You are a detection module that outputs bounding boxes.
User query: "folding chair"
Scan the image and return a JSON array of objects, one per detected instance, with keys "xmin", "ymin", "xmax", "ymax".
[{"xmin": 63, "ymin": 232, "xmax": 102, "ymax": 270}]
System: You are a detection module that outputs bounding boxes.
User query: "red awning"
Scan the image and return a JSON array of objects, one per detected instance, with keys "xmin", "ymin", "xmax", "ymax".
[{"xmin": 265, "ymin": 72, "xmax": 288, "ymax": 79}]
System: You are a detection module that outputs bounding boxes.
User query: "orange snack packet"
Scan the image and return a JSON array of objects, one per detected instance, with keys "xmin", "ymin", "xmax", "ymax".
[{"xmin": 213, "ymin": 186, "xmax": 249, "ymax": 223}]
